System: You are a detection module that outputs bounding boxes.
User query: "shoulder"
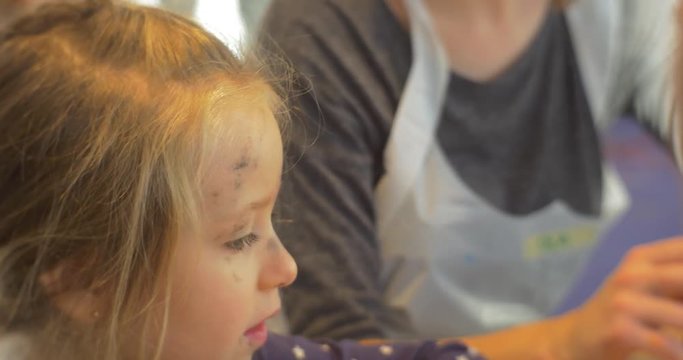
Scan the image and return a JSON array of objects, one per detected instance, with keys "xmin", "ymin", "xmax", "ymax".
[
  {"xmin": 259, "ymin": 0, "xmax": 405, "ymax": 68},
  {"xmin": 565, "ymin": 0, "xmax": 676, "ymax": 34},
  {"xmin": 564, "ymin": 0, "xmax": 676, "ymax": 79},
  {"xmin": 563, "ymin": 0, "xmax": 676, "ymax": 121},
  {"xmin": 258, "ymin": 0, "xmax": 410, "ymax": 119},
  {"xmin": 262, "ymin": 0, "xmax": 383, "ymax": 38}
]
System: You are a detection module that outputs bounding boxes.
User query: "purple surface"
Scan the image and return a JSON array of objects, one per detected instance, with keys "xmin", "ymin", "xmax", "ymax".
[{"xmin": 555, "ymin": 118, "xmax": 683, "ymax": 313}]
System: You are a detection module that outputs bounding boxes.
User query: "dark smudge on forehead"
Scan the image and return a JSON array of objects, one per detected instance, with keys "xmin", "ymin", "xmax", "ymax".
[
  {"xmin": 231, "ymin": 143, "xmax": 256, "ymax": 190},
  {"xmin": 232, "ymin": 155, "xmax": 250, "ymax": 171}
]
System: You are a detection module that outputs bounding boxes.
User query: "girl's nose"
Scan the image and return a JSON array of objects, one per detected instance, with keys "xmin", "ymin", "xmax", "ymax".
[{"xmin": 259, "ymin": 235, "xmax": 298, "ymax": 290}]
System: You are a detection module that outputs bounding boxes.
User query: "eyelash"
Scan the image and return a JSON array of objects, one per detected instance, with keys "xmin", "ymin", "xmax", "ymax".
[{"xmin": 225, "ymin": 233, "xmax": 260, "ymax": 252}]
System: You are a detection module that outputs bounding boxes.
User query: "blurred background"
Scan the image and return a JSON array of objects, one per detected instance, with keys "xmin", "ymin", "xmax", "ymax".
[
  {"xmin": 125, "ymin": 0, "xmax": 683, "ymax": 312},
  {"xmin": 142, "ymin": 0, "xmax": 272, "ymax": 51}
]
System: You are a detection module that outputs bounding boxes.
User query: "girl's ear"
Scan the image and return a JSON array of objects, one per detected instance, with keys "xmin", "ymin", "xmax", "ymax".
[{"xmin": 39, "ymin": 262, "xmax": 105, "ymax": 324}]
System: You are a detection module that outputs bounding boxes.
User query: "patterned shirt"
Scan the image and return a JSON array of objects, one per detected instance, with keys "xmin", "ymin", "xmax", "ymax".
[{"xmin": 253, "ymin": 333, "xmax": 485, "ymax": 360}]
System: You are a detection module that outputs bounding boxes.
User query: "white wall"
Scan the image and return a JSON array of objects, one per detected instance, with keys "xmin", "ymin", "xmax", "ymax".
[
  {"xmin": 133, "ymin": 0, "xmax": 246, "ymax": 52},
  {"xmin": 195, "ymin": 0, "xmax": 245, "ymax": 52}
]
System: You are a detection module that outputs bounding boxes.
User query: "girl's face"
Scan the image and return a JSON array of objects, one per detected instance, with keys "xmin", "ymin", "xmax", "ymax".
[{"xmin": 160, "ymin": 107, "xmax": 297, "ymax": 360}]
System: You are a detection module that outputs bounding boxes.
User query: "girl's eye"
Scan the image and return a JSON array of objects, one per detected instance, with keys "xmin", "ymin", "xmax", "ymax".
[{"xmin": 225, "ymin": 233, "xmax": 260, "ymax": 252}]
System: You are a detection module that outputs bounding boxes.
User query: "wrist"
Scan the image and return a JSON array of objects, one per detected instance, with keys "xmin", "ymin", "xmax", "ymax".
[{"xmin": 540, "ymin": 310, "xmax": 580, "ymax": 360}]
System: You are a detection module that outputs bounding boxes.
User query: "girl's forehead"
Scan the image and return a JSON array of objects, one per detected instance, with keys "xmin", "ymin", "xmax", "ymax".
[
  {"xmin": 202, "ymin": 102, "xmax": 278, "ymax": 164},
  {"xmin": 211, "ymin": 106, "xmax": 280, "ymax": 166},
  {"xmin": 200, "ymin": 108, "xmax": 282, "ymax": 217}
]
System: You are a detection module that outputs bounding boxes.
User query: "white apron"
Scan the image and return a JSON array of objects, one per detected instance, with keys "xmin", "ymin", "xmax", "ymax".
[{"xmin": 375, "ymin": 0, "xmax": 629, "ymax": 338}]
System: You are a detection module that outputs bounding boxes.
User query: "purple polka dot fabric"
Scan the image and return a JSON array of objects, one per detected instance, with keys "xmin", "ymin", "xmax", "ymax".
[{"xmin": 253, "ymin": 333, "xmax": 486, "ymax": 360}]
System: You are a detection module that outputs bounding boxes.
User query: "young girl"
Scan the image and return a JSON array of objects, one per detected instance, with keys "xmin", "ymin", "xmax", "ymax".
[
  {"xmin": 3, "ymin": 1, "xmax": 683, "ymax": 360},
  {"xmin": 0, "ymin": 1, "xmax": 483, "ymax": 359}
]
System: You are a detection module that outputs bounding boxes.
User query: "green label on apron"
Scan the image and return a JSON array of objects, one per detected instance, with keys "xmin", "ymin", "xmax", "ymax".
[{"xmin": 524, "ymin": 226, "xmax": 598, "ymax": 259}]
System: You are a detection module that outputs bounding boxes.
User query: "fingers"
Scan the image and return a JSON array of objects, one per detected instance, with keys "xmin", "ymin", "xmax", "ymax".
[
  {"xmin": 608, "ymin": 316, "xmax": 683, "ymax": 360},
  {"xmin": 614, "ymin": 290, "xmax": 683, "ymax": 330},
  {"xmin": 578, "ymin": 237, "xmax": 683, "ymax": 359},
  {"xmin": 609, "ymin": 238, "xmax": 683, "ymax": 359},
  {"xmin": 625, "ymin": 237, "xmax": 683, "ymax": 264},
  {"xmin": 650, "ymin": 265, "xmax": 683, "ymax": 297},
  {"xmin": 614, "ymin": 264, "xmax": 683, "ymax": 298}
]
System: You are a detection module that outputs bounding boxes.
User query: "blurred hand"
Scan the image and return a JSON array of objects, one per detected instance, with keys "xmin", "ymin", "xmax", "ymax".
[{"xmin": 566, "ymin": 237, "xmax": 683, "ymax": 360}]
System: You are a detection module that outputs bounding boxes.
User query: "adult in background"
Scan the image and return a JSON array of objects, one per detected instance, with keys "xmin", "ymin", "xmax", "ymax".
[{"xmin": 260, "ymin": 0, "xmax": 678, "ymax": 344}]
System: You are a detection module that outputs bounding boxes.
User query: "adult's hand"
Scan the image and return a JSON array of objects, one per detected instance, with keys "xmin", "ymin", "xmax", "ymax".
[
  {"xmin": 567, "ymin": 237, "xmax": 683, "ymax": 360},
  {"xmin": 458, "ymin": 237, "xmax": 683, "ymax": 360}
]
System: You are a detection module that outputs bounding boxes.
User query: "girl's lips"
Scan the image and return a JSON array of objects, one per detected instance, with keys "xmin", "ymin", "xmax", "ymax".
[{"xmin": 244, "ymin": 321, "xmax": 268, "ymax": 347}]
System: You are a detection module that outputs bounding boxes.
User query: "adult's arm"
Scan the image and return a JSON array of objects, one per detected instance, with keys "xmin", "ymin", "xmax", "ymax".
[{"xmin": 260, "ymin": 0, "xmax": 415, "ymax": 340}]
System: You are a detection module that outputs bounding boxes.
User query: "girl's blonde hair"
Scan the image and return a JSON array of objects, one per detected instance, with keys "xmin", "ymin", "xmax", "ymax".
[{"xmin": 0, "ymin": 1, "xmax": 283, "ymax": 359}]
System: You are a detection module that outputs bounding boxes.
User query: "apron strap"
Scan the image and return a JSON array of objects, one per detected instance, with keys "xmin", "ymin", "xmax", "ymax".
[
  {"xmin": 376, "ymin": 0, "xmax": 450, "ymax": 236},
  {"xmin": 565, "ymin": 0, "xmax": 619, "ymax": 131}
]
